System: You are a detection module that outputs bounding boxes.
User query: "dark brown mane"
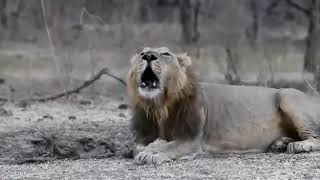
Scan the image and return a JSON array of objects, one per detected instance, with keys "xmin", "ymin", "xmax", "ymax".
[{"xmin": 130, "ymin": 66, "xmax": 203, "ymax": 145}]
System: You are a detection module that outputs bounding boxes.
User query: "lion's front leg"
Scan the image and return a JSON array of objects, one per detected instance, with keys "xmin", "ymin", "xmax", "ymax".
[
  {"xmin": 278, "ymin": 89, "xmax": 320, "ymax": 153},
  {"xmin": 134, "ymin": 139, "xmax": 203, "ymax": 165}
]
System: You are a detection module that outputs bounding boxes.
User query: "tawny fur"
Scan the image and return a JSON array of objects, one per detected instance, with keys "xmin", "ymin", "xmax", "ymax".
[
  {"xmin": 126, "ymin": 52, "xmax": 201, "ymax": 142},
  {"xmin": 127, "ymin": 47, "xmax": 320, "ymax": 165}
]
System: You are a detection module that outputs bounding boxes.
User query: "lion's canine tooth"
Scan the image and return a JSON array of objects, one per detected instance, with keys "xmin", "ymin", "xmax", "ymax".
[
  {"xmin": 142, "ymin": 82, "xmax": 146, "ymax": 87},
  {"xmin": 153, "ymin": 82, "xmax": 156, "ymax": 87}
]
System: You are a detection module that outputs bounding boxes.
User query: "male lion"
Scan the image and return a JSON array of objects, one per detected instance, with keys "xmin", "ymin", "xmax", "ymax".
[{"xmin": 126, "ymin": 47, "xmax": 320, "ymax": 165}]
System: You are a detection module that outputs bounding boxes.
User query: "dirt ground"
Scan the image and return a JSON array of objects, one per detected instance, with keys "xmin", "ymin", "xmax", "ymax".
[
  {"xmin": 1, "ymin": 97, "xmax": 320, "ymax": 180},
  {"xmin": 1, "ymin": 149, "xmax": 320, "ymax": 180}
]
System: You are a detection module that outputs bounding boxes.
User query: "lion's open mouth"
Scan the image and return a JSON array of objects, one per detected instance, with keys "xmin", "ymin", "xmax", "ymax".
[
  {"xmin": 140, "ymin": 66, "xmax": 160, "ymax": 89},
  {"xmin": 138, "ymin": 66, "xmax": 161, "ymax": 98}
]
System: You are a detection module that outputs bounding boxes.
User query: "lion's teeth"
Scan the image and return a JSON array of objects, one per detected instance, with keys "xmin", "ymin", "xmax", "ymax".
[
  {"xmin": 142, "ymin": 82, "xmax": 146, "ymax": 87},
  {"xmin": 153, "ymin": 82, "xmax": 156, "ymax": 87}
]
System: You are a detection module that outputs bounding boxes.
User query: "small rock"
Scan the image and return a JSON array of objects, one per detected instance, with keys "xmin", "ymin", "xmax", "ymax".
[
  {"xmin": 0, "ymin": 108, "xmax": 13, "ymax": 116},
  {"xmin": 37, "ymin": 118, "xmax": 44, "ymax": 122},
  {"xmin": 118, "ymin": 104, "xmax": 129, "ymax": 110},
  {"xmin": 43, "ymin": 115, "xmax": 54, "ymax": 120},
  {"xmin": 79, "ymin": 100, "xmax": 92, "ymax": 105},
  {"xmin": 0, "ymin": 78, "xmax": 5, "ymax": 84},
  {"xmin": 68, "ymin": 115, "xmax": 77, "ymax": 120}
]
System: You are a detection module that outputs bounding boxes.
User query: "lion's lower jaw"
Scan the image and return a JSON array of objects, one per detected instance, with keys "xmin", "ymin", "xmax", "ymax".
[{"xmin": 138, "ymin": 87, "xmax": 162, "ymax": 99}]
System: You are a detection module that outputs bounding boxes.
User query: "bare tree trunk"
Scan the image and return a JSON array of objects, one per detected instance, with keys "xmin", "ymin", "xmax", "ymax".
[
  {"xmin": 304, "ymin": 0, "xmax": 320, "ymax": 73},
  {"xmin": 45, "ymin": 1, "xmax": 65, "ymax": 47},
  {"xmin": 284, "ymin": 0, "xmax": 320, "ymax": 73},
  {"xmin": 246, "ymin": 0, "xmax": 260, "ymax": 49},
  {"xmin": 30, "ymin": 1, "xmax": 44, "ymax": 29},
  {"xmin": 0, "ymin": 0, "xmax": 7, "ymax": 28},
  {"xmin": 139, "ymin": 0, "xmax": 153, "ymax": 22},
  {"xmin": 2, "ymin": 0, "xmax": 24, "ymax": 40},
  {"xmin": 315, "ymin": 65, "xmax": 320, "ymax": 92},
  {"xmin": 178, "ymin": 0, "xmax": 200, "ymax": 44},
  {"xmin": 224, "ymin": 48, "xmax": 241, "ymax": 85}
]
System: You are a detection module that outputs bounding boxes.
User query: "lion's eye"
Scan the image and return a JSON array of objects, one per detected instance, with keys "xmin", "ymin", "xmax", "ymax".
[
  {"xmin": 140, "ymin": 52, "xmax": 145, "ymax": 56},
  {"xmin": 161, "ymin": 52, "xmax": 171, "ymax": 57}
]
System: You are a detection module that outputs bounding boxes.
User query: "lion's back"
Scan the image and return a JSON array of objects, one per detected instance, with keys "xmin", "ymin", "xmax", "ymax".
[
  {"xmin": 200, "ymin": 83, "xmax": 279, "ymax": 112},
  {"xmin": 200, "ymin": 82, "xmax": 280, "ymax": 121}
]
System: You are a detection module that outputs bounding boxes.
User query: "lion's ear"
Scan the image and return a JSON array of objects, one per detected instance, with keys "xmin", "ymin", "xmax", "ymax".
[
  {"xmin": 130, "ymin": 54, "xmax": 139, "ymax": 64},
  {"xmin": 177, "ymin": 53, "xmax": 192, "ymax": 68}
]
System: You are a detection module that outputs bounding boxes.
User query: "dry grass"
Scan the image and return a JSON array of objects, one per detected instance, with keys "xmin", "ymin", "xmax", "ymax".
[{"xmin": 0, "ymin": 96, "xmax": 133, "ymax": 165}]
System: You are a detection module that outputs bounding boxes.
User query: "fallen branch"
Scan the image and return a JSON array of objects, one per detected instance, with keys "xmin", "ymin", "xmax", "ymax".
[{"xmin": 18, "ymin": 67, "xmax": 126, "ymax": 103}]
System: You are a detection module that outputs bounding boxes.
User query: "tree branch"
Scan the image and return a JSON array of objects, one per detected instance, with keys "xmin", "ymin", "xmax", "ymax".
[
  {"xmin": 286, "ymin": 0, "xmax": 311, "ymax": 17},
  {"xmin": 265, "ymin": 0, "xmax": 282, "ymax": 15},
  {"xmin": 15, "ymin": 67, "xmax": 126, "ymax": 103},
  {"xmin": 103, "ymin": 67, "xmax": 127, "ymax": 87}
]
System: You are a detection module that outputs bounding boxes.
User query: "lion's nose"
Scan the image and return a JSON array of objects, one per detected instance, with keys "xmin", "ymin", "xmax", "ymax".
[{"xmin": 142, "ymin": 51, "xmax": 157, "ymax": 62}]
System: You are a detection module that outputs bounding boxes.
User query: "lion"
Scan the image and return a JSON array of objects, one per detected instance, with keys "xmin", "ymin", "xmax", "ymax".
[{"xmin": 126, "ymin": 47, "xmax": 320, "ymax": 165}]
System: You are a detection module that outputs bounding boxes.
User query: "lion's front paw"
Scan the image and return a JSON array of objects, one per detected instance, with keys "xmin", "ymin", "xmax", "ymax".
[
  {"xmin": 287, "ymin": 141, "xmax": 313, "ymax": 154},
  {"xmin": 134, "ymin": 151, "xmax": 172, "ymax": 165},
  {"xmin": 270, "ymin": 137, "xmax": 295, "ymax": 153}
]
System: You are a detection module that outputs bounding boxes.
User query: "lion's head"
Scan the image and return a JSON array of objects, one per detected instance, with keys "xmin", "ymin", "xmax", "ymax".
[
  {"xmin": 127, "ymin": 47, "xmax": 201, "ymax": 142},
  {"xmin": 127, "ymin": 47, "xmax": 194, "ymax": 106}
]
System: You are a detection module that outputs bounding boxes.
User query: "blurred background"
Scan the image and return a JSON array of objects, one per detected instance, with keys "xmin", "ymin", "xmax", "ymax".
[{"xmin": 0, "ymin": 0, "xmax": 319, "ymax": 100}]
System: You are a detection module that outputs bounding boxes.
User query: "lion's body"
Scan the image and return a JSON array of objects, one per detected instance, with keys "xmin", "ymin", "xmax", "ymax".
[
  {"xmin": 127, "ymin": 47, "xmax": 320, "ymax": 165},
  {"xmin": 201, "ymin": 83, "xmax": 289, "ymax": 153}
]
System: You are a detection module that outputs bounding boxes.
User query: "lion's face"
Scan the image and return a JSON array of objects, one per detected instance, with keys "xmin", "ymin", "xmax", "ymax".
[{"xmin": 128, "ymin": 47, "xmax": 191, "ymax": 100}]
